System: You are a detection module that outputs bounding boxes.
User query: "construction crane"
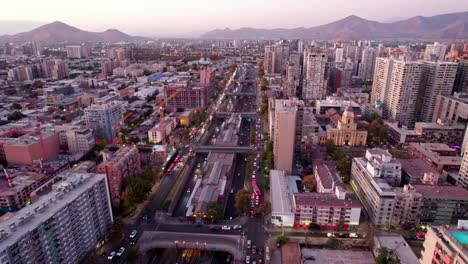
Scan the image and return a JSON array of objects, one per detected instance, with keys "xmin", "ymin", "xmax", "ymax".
[
  {"xmin": 36, "ymin": 123, "xmax": 47, "ymax": 168},
  {"xmin": 112, "ymin": 111, "xmax": 134, "ymax": 144},
  {"xmin": 158, "ymin": 88, "xmax": 184, "ymax": 145}
]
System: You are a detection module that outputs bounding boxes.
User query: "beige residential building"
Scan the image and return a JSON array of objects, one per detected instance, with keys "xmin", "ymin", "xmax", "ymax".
[{"xmin": 273, "ymin": 100, "xmax": 297, "ymax": 174}]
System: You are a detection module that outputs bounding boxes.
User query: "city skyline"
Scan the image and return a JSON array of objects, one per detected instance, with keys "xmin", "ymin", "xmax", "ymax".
[{"xmin": 1, "ymin": 0, "xmax": 468, "ymax": 37}]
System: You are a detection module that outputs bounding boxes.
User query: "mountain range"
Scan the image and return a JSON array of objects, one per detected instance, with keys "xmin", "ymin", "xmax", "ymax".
[
  {"xmin": 202, "ymin": 11, "xmax": 468, "ymax": 40},
  {"xmin": 0, "ymin": 21, "xmax": 147, "ymax": 43}
]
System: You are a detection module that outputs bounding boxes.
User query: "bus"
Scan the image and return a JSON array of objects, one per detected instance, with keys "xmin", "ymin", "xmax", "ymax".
[
  {"xmin": 162, "ymin": 150, "xmax": 178, "ymax": 173},
  {"xmin": 252, "ymin": 179, "xmax": 261, "ymax": 196}
]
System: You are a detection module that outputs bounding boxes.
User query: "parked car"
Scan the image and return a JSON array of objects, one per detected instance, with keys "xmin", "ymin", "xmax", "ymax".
[
  {"xmin": 222, "ymin": 226, "xmax": 231, "ymax": 230},
  {"xmin": 247, "ymin": 240, "xmax": 252, "ymax": 248},
  {"xmin": 116, "ymin": 247, "xmax": 125, "ymax": 257},
  {"xmin": 107, "ymin": 251, "xmax": 116, "ymax": 260},
  {"xmin": 233, "ymin": 225, "xmax": 242, "ymax": 230},
  {"xmin": 129, "ymin": 230, "xmax": 137, "ymax": 239}
]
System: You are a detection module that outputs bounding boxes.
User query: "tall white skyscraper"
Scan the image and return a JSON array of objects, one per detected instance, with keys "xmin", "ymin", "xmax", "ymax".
[
  {"xmin": 387, "ymin": 60, "xmax": 423, "ymax": 128},
  {"xmin": 372, "ymin": 58, "xmax": 423, "ymax": 128},
  {"xmin": 264, "ymin": 45, "xmax": 275, "ymax": 74},
  {"xmin": 424, "ymin": 42, "xmax": 448, "ymax": 61},
  {"xmin": 302, "ymin": 47, "xmax": 328, "ymax": 100},
  {"xmin": 418, "ymin": 61, "xmax": 458, "ymax": 122},
  {"xmin": 65, "ymin": 45, "xmax": 82, "ymax": 58},
  {"xmin": 335, "ymin": 47, "xmax": 344, "ymax": 63},
  {"xmin": 358, "ymin": 46, "xmax": 377, "ymax": 81}
]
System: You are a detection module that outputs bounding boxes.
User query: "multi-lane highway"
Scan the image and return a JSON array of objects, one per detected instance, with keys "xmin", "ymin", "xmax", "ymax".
[{"xmin": 107, "ymin": 63, "xmax": 265, "ymax": 264}]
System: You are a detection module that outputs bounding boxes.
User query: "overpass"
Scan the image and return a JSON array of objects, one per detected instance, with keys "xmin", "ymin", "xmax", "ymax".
[
  {"xmin": 138, "ymin": 231, "xmax": 245, "ymax": 263},
  {"xmin": 216, "ymin": 112, "xmax": 258, "ymax": 118},
  {"xmin": 195, "ymin": 145, "xmax": 254, "ymax": 153}
]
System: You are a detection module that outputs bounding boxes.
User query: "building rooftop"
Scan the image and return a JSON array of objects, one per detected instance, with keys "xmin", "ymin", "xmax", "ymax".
[
  {"xmin": 301, "ymin": 248, "xmax": 375, "ymax": 264},
  {"xmin": 270, "ymin": 170, "xmax": 294, "ymax": 214},
  {"xmin": 315, "ymin": 161, "xmax": 343, "ymax": 190},
  {"xmin": 398, "ymin": 158, "xmax": 440, "ymax": 179},
  {"xmin": 411, "ymin": 184, "xmax": 468, "ymax": 199},
  {"xmin": 0, "ymin": 172, "xmax": 108, "ymax": 249},
  {"xmin": 375, "ymin": 234, "xmax": 419, "ymax": 264},
  {"xmin": 294, "ymin": 193, "xmax": 360, "ymax": 208}
]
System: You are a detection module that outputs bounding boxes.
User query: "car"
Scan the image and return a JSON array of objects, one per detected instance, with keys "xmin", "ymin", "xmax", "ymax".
[
  {"xmin": 349, "ymin": 233, "xmax": 359, "ymax": 238},
  {"xmin": 247, "ymin": 240, "xmax": 252, "ymax": 248},
  {"xmin": 222, "ymin": 226, "xmax": 231, "ymax": 230},
  {"xmin": 245, "ymin": 255, "xmax": 251, "ymax": 264},
  {"xmin": 233, "ymin": 225, "xmax": 242, "ymax": 230},
  {"xmin": 130, "ymin": 240, "xmax": 136, "ymax": 246},
  {"xmin": 327, "ymin": 233, "xmax": 335, "ymax": 237},
  {"xmin": 230, "ymin": 188, "xmax": 234, "ymax": 194},
  {"xmin": 116, "ymin": 247, "xmax": 125, "ymax": 257},
  {"xmin": 252, "ymin": 245, "xmax": 257, "ymax": 254},
  {"xmin": 258, "ymin": 258, "xmax": 263, "ymax": 263},
  {"xmin": 258, "ymin": 248, "xmax": 263, "ymax": 255},
  {"xmin": 252, "ymin": 261, "xmax": 257, "ymax": 264},
  {"xmin": 129, "ymin": 230, "xmax": 137, "ymax": 239},
  {"xmin": 107, "ymin": 251, "xmax": 116, "ymax": 260}
]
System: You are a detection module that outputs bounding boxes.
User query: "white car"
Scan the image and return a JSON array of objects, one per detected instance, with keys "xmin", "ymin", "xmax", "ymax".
[
  {"xmin": 233, "ymin": 225, "xmax": 242, "ymax": 230},
  {"xmin": 327, "ymin": 233, "xmax": 335, "ymax": 237},
  {"xmin": 116, "ymin": 247, "xmax": 125, "ymax": 257},
  {"xmin": 349, "ymin": 233, "xmax": 359, "ymax": 238},
  {"xmin": 107, "ymin": 251, "xmax": 116, "ymax": 260},
  {"xmin": 129, "ymin": 230, "xmax": 137, "ymax": 239},
  {"xmin": 246, "ymin": 256, "xmax": 251, "ymax": 264},
  {"xmin": 222, "ymin": 226, "xmax": 231, "ymax": 230}
]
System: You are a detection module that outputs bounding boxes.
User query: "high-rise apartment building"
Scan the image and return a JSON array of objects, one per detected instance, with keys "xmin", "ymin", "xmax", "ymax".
[
  {"xmin": 424, "ymin": 42, "xmax": 448, "ymax": 61},
  {"xmin": 335, "ymin": 47, "xmax": 344, "ymax": 63},
  {"xmin": 274, "ymin": 43, "xmax": 290, "ymax": 75},
  {"xmin": 418, "ymin": 61, "xmax": 458, "ymax": 122},
  {"xmin": 454, "ymin": 61, "xmax": 468, "ymax": 93},
  {"xmin": 65, "ymin": 45, "xmax": 89, "ymax": 59},
  {"xmin": 7, "ymin": 66, "xmax": 33, "ymax": 81},
  {"xmin": 460, "ymin": 129, "xmax": 468, "ymax": 188},
  {"xmin": 273, "ymin": 99, "xmax": 301, "ymax": 174},
  {"xmin": 358, "ymin": 46, "xmax": 377, "ymax": 81},
  {"xmin": 372, "ymin": 58, "xmax": 423, "ymax": 128},
  {"xmin": 84, "ymin": 101, "xmax": 124, "ymax": 141},
  {"xmin": 263, "ymin": 45, "xmax": 275, "ymax": 74},
  {"xmin": 97, "ymin": 146, "xmax": 141, "ymax": 207},
  {"xmin": 302, "ymin": 47, "xmax": 327, "ymax": 100},
  {"xmin": 0, "ymin": 172, "xmax": 113, "ymax": 264}
]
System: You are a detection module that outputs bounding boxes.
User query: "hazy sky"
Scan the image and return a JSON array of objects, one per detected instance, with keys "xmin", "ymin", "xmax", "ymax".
[{"xmin": 1, "ymin": 0, "xmax": 468, "ymax": 37}]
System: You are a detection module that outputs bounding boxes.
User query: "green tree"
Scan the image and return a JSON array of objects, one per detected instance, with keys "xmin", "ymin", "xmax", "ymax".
[
  {"xmin": 143, "ymin": 69, "xmax": 151, "ymax": 76},
  {"xmin": 32, "ymin": 80, "xmax": 44, "ymax": 88},
  {"xmin": 375, "ymin": 247, "xmax": 399, "ymax": 264},
  {"xmin": 234, "ymin": 189, "xmax": 251, "ymax": 214},
  {"xmin": 303, "ymin": 175, "xmax": 316, "ymax": 191},
  {"xmin": 324, "ymin": 139, "xmax": 336, "ymax": 156},
  {"xmin": 4, "ymin": 88, "xmax": 17, "ymax": 96},
  {"xmin": 259, "ymin": 201, "xmax": 271, "ymax": 217},
  {"xmin": 326, "ymin": 237, "xmax": 342, "ymax": 249},
  {"xmin": 206, "ymin": 201, "xmax": 223, "ymax": 221},
  {"xmin": 10, "ymin": 103, "xmax": 22, "ymax": 110},
  {"xmin": 276, "ymin": 232, "xmax": 290, "ymax": 246},
  {"xmin": 7, "ymin": 111, "xmax": 26, "ymax": 121}
]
